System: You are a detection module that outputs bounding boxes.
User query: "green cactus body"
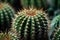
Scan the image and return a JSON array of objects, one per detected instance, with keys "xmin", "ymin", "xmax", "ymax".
[
  {"xmin": 0, "ymin": 3, "xmax": 15, "ymax": 33},
  {"xmin": 49, "ymin": 15, "xmax": 60, "ymax": 40},
  {"xmin": 13, "ymin": 8, "xmax": 49, "ymax": 40},
  {"xmin": 21, "ymin": 0, "xmax": 47, "ymax": 9}
]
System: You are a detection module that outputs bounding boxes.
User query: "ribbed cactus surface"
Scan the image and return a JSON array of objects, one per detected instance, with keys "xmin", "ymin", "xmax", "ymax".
[
  {"xmin": 21, "ymin": 0, "xmax": 47, "ymax": 9},
  {"xmin": 49, "ymin": 15, "xmax": 60, "ymax": 40},
  {"xmin": 13, "ymin": 8, "xmax": 49, "ymax": 40},
  {"xmin": 0, "ymin": 3, "xmax": 15, "ymax": 33}
]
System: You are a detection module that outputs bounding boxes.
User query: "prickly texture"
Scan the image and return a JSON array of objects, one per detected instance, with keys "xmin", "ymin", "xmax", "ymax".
[
  {"xmin": 49, "ymin": 15, "xmax": 60, "ymax": 40},
  {"xmin": 0, "ymin": 32, "xmax": 18, "ymax": 40},
  {"xmin": 21, "ymin": 0, "xmax": 47, "ymax": 9},
  {"xmin": 13, "ymin": 8, "xmax": 49, "ymax": 40},
  {"xmin": 0, "ymin": 3, "xmax": 15, "ymax": 33}
]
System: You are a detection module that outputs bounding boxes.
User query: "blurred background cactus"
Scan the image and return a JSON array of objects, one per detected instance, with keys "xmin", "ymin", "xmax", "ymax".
[
  {"xmin": 0, "ymin": 3, "xmax": 15, "ymax": 33},
  {"xmin": 46, "ymin": 0, "xmax": 60, "ymax": 20},
  {"xmin": 12, "ymin": 8, "xmax": 49, "ymax": 40},
  {"xmin": 49, "ymin": 15, "xmax": 60, "ymax": 40},
  {"xmin": 0, "ymin": 31, "xmax": 18, "ymax": 40},
  {"xmin": 21, "ymin": 0, "xmax": 48, "ymax": 10},
  {"xmin": 51, "ymin": 26, "xmax": 60, "ymax": 40}
]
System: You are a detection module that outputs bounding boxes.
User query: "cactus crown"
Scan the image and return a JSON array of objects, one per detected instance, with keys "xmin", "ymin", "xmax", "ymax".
[{"xmin": 12, "ymin": 8, "xmax": 49, "ymax": 40}]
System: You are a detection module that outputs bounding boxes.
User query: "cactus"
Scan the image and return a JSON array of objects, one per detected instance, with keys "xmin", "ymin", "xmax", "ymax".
[
  {"xmin": 12, "ymin": 8, "xmax": 49, "ymax": 40},
  {"xmin": 49, "ymin": 15, "xmax": 60, "ymax": 40},
  {"xmin": 0, "ymin": 32, "xmax": 18, "ymax": 40},
  {"xmin": 0, "ymin": 3, "xmax": 15, "ymax": 33},
  {"xmin": 21, "ymin": 0, "xmax": 48, "ymax": 9}
]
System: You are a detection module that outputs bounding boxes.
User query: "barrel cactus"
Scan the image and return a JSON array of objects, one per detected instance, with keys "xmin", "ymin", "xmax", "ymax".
[
  {"xmin": 0, "ymin": 3, "xmax": 15, "ymax": 33},
  {"xmin": 21, "ymin": 0, "xmax": 48, "ymax": 9},
  {"xmin": 12, "ymin": 8, "xmax": 49, "ymax": 40},
  {"xmin": 49, "ymin": 15, "xmax": 60, "ymax": 40}
]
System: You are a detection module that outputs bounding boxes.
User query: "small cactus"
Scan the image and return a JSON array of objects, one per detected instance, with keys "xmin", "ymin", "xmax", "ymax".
[
  {"xmin": 21, "ymin": 0, "xmax": 48, "ymax": 9},
  {"xmin": 49, "ymin": 15, "xmax": 60, "ymax": 40},
  {"xmin": 12, "ymin": 8, "xmax": 49, "ymax": 40},
  {"xmin": 0, "ymin": 3, "xmax": 15, "ymax": 33}
]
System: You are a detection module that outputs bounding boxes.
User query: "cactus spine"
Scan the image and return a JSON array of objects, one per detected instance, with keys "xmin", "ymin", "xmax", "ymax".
[
  {"xmin": 21, "ymin": 0, "xmax": 47, "ymax": 9},
  {"xmin": 12, "ymin": 8, "xmax": 49, "ymax": 40},
  {"xmin": 0, "ymin": 3, "xmax": 15, "ymax": 33}
]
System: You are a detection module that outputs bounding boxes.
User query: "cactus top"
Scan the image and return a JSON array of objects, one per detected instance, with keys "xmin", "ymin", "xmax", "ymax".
[{"xmin": 17, "ymin": 8, "xmax": 47, "ymax": 17}]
